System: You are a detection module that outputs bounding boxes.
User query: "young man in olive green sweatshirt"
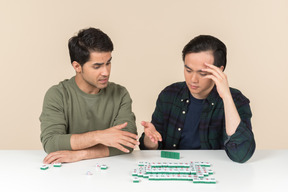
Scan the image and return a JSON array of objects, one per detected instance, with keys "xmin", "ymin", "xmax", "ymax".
[{"xmin": 40, "ymin": 28, "xmax": 138, "ymax": 164}]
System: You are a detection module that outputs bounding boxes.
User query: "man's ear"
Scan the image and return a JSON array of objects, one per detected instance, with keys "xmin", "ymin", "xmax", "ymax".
[
  {"xmin": 72, "ymin": 61, "xmax": 82, "ymax": 73},
  {"xmin": 220, "ymin": 66, "xmax": 224, "ymax": 72}
]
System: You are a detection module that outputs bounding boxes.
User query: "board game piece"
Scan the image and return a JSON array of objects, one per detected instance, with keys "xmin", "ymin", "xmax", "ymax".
[
  {"xmin": 138, "ymin": 161, "xmax": 144, "ymax": 166},
  {"xmin": 138, "ymin": 171, "xmax": 144, "ymax": 177},
  {"xmin": 208, "ymin": 169, "xmax": 213, "ymax": 174},
  {"xmin": 132, "ymin": 177, "xmax": 140, "ymax": 183},
  {"xmin": 100, "ymin": 165, "xmax": 108, "ymax": 170},
  {"xmin": 53, "ymin": 163, "xmax": 62, "ymax": 167},
  {"xmin": 206, "ymin": 177, "xmax": 216, "ymax": 184},
  {"xmin": 200, "ymin": 162, "xmax": 211, "ymax": 167},
  {"xmin": 40, "ymin": 164, "xmax": 49, "ymax": 170},
  {"xmin": 161, "ymin": 151, "xmax": 180, "ymax": 159},
  {"xmin": 132, "ymin": 169, "xmax": 138, "ymax": 176}
]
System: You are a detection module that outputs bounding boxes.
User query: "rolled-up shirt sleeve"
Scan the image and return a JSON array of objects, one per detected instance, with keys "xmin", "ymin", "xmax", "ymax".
[{"xmin": 224, "ymin": 102, "xmax": 256, "ymax": 163}]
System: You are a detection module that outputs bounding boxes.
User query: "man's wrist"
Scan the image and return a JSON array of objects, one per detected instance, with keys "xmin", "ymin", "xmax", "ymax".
[
  {"xmin": 93, "ymin": 130, "xmax": 102, "ymax": 145},
  {"xmin": 222, "ymin": 93, "xmax": 233, "ymax": 103},
  {"xmin": 80, "ymin": 145, "xmax": 109, "ymax": 160},
  {"xmin": 79, "ymin": 149, "xmax": 88, "ymax": 160}
]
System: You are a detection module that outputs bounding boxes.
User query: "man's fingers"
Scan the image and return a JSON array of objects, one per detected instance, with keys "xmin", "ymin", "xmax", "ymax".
[
  {"xmin": 142, "ymin": 121, "xmax": 155, "ymax": 129},
  {"xmin": 144, "ymin": 128, "xmax": 153, "ymax": 137},
  {"xmin": 126, "ymin": 137, "xmax": 140, "ymax": 145},
  {"xmin": 119, "ymin": 135, "xmax": 140, "ymax": 147},
  {"xmin": 203, "ymin": 63, "xmax": 225, "ymax": 78},
  {"xmin": 43, "ymin": 154, "xmax": 50, "ymax": 164},
  {"xmin": 113, "ymin": 122, "xmax": 139, "ymax": 139},
  {"xmin": 204, "ymin": 62, "xmax": 222, "ymax": 71},
  {"xmin": 115, "ymin": 144, "xmax": 130, "ymax": 153},
  {"xmin": 141, "ymin": 121, "xmax": 148, "ymax": 127},
  {"xmin": 114, "ymin": 122, "xmax": 128, "ymax": 129},
  {"xmin": 43, "ymin": 152, "xmax": 60, "ymax": 164},
  {"xmin": 152, "ymin": 132, "xmax": 162, "ymax": 143},
  {"xmin": 111, "ymin": 137, "xmax": 138, "ymax": 151},
  {"xmin": 156, "ymin": 132, "xmax": 162, "ymax": 141},
  {"xmin": 100, "ymin": 124, "xmax": 139, "ymax": 149},
  {"xmin": 119, "ymin": 140, "xmax": 138, "ymax": 149},
  {"xmin": 43, "ymin": 153, "xmax": 54, "ymax": 164},
  {"xmin": 146, "ymin": 130, "xmax": 162, "ymax": 143},
  {"xmin": 203, "ymin": 74, "xmax": 218, "ymax": 84},
  {"xmin": 121, "ymin": 130, "xmax": 138, "ymax": 140},
  {"xmin": 44, "ymin": 151, "xmax": 80, "ymax": 164},
  {"xmin": 145, "ymin": 128, "xmax": 157, "ymax": 139},
  {"xmin": 202, "ymin": 68, "xmax": 222, "ymax": 80}
]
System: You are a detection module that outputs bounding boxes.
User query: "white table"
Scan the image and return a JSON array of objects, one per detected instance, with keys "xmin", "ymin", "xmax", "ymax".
[{"xmin": 0, "ymin": 150, "xmax": 287, "ymax": 192}]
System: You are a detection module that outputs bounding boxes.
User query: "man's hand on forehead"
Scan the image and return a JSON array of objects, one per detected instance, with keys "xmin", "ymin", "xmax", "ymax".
[{"xmin": 201, "ymin": 63, "xmax": 230, "ymax": 99}]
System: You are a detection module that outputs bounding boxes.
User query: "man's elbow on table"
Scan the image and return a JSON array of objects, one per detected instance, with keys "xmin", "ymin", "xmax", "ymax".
[{"xmin": 225, "ymin": 141, "xmax": 256, "ymax": 163}]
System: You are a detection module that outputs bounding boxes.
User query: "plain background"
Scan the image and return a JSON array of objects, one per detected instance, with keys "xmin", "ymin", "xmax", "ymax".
[{"xmin": 0, "ymin": 0, "xmax": 287, "ymax": 150}]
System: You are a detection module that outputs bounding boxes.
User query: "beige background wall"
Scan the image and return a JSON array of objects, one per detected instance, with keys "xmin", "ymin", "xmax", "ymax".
[{"xmin": 0, "ymin": 0, "xmax": 287, "ymax": 150}]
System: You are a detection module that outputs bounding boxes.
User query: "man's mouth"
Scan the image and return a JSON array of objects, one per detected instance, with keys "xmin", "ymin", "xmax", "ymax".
[
  {"xmin": 190, "ymin": 84, "xmax": 199, "ymax": 89},
  {"xmin": 99, "ymin": 78, "xmax": 108, "ymax": 83}
]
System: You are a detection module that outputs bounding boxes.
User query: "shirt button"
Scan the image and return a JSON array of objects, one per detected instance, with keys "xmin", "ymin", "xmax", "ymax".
[
  {"xmin": 186, "ymin": 100, "xmax": 189, "ymax": 103},
  {"xmin": 178, "ymin": 128, "xmax": 181, "ymax": 131},
  {"xmin": 181, "ymin": 99, "xmax": 184, "ymax": 102},
  {"xmin": 182, "ymin": 111, "xmax": 186, "ymax": 114},
  {"xmin": 212, "ymin": 103, "xmax": 214, "ymax": 106},
  {"xmin": 173, "ymin": 144, "xmax": 176, "ymax": 147}
]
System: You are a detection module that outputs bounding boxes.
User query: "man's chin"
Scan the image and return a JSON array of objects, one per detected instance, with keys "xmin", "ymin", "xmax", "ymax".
[{"xmin": 98, "ymin": 82, "xmax": 109, "ymax": 89}]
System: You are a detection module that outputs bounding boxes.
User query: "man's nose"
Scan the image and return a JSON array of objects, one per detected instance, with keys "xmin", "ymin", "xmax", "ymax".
[
  {"xmin": 101, "ymin": 66, "xmax": 109, "ymax": 76},
  {"xmin": 191, "ymin": 73, "xmax": 198, "ymax": 83}
]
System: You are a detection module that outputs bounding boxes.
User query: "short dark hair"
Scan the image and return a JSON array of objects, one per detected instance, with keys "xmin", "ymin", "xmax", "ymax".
[
  {"xmin": 68, "ymin": 28, "xmax": 114, "ymax": 66},
  {"xmin": 182, "ymin": 35, "xmax": 227, "ymax": 70}
]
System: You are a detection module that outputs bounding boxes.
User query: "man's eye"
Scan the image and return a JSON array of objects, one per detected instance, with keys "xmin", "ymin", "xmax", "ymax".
[
  {"xmin": 186, "ymin": 69, "xmax": 192, "ymax": 73},
  {"xmin": 200, "ymin": 73, "xmax": 207, "ymax": 76}
]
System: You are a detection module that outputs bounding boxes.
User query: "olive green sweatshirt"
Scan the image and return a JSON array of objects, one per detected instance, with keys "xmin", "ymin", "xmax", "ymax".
[{"xmin": 40, "ymin": 76, "xmax": 137, "ymax": 156}]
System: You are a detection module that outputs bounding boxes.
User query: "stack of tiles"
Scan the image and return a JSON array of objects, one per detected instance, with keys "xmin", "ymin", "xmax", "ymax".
[
  {"xmin": 161, "ymin": 151, "xmax": 180, "ymax": 159},
  {"xmin": 132, "ymin": 161, "xmax": 216, "ymax": 184}
]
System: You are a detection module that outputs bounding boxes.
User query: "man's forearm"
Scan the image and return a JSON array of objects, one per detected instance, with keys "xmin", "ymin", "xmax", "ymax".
[
  {"xmin": 81, "ymin": 144, "xmax": 109, "ymax": 160},
  {"xmin": 70, "ymin": 130, "xmax": 102, "ymax": 150},
  {"xmin": 43, "ymin": 144, "xmax": 109, "ymax": 164},
  {"xmin": 223, "ymin": 94, "xmax": 241, "ymax": 136},
  {"xmin": 70, "ymin": 124, "xmax": 139, "ymax": 153}
]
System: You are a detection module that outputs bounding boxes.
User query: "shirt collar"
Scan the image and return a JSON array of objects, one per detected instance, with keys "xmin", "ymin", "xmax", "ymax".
[
  {"xmin": 181, "ymin": 83, "xmax": 220, "ymax": 104},
  {"xmin": 180, "ymin": 84, "xmax": 190, "ymax": 102},
  {"xmin": 206, "ymin": 86, "xmax": 220, "ymax": 104}
]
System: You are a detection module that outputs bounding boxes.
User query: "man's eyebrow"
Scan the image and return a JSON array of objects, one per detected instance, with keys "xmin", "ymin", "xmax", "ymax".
[
  {"xmin": 93, "ymin": 57, "xmax": 112, "ymax": 66},
  {"xmin": 184, "ymin": 64, "xmax": 192, "ymax": 70},
  {"xmin": 184, "ymin": 64, "xmax": 204, "ymax": 72},
  {"xmin": 107, "ymin": 57, "xmax": 112, "ymax": 62}
]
